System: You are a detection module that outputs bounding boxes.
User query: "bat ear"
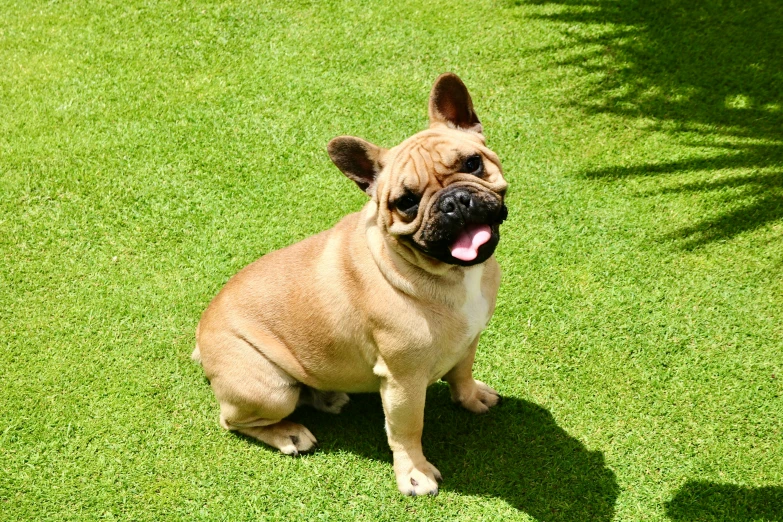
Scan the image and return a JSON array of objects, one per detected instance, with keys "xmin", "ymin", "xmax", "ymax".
[
  {"xmin": 327, "ymin": 136, "xmax": 387, "ymax": 196},
  {"xmin": 428, "ymin": 73, "xmax": 482, "ymax": 134}
]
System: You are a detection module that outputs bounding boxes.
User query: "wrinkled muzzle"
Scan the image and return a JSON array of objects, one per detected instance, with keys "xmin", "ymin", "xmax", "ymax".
[{"xmin": 415, "ymin": 185, "xmax": 508, "ymax": 266}]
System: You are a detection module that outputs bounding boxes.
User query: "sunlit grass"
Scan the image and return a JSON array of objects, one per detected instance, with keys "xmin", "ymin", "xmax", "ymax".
[{"xmin": 1, "ymin": 0, "xmax": 781, "ymax": 520}]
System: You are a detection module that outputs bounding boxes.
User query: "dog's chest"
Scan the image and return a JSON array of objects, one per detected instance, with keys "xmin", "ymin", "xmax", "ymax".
[
  {"xmin": 460, "ymin": 265, "xmax": 490, "ymax": 341},
  {"xmin": 428, "ymin": 266, "xmax": 490, "ymax": 382}
]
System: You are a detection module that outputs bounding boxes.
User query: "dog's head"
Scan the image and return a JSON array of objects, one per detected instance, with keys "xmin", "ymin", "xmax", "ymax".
[{"xmin": 328, "ymin": 73, "xmax": 508, "ymax": 268}]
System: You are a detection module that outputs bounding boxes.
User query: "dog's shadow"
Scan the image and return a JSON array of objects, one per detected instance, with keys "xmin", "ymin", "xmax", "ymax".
[{"xmin": 287, "ymin": 384, "xmax": 619, "ymax": 521}]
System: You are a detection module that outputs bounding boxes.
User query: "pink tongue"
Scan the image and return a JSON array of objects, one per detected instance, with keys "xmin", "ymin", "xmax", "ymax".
[{"xmin": 450, "ymin": 224, "xmax": 492, "ymax": 261}]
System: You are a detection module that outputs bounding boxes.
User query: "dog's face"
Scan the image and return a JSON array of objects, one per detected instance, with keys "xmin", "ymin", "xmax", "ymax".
[{"xmin": 328, "ymin": 73, "xmax": 508, "ymax": 267}]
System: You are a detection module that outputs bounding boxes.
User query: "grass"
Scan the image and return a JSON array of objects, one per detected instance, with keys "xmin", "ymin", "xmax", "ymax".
[{"xmin": 1, "ymin": 0, "xmax": 781, "ymax": 520}]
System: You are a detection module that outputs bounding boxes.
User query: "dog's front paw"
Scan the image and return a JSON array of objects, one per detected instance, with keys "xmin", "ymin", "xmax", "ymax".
[
  {"xmin": 453, "ymin": 379, "xmax": 500, "ymax": 414},
  {"xmin": 394, "ymin": 457, "xmax": 442, "ymax": 496}
]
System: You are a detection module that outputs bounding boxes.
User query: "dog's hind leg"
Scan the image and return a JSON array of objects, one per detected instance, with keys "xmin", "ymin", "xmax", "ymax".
[{"xmin": 201, "ymin": 333, "xmax": 318, "ymax": 456}]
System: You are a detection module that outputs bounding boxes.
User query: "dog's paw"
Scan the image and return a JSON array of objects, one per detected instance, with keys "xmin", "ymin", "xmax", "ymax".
[
  {"xmin": 313, "ymin": 391, "xmax": 350, "ymax": 414},
  {"xmin": 394, "ymin": 459, "xmax": 442, "ymax": 497},
  {"xmin": 228, "ymin": 420, "xmax": 318, "ymax": 457},
  {"xmin": 299, "ymin": 389, "xmax": 350, "ymax": 414},
  {"xmin": 266, "ymin": 421, "xmax": 318, "ymax": 456},
  {"xmin": 455, "ymin": 380, "xmax": 500, "ymax": 414}
]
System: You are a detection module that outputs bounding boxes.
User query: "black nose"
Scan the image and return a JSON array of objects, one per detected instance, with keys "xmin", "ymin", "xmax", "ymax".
[{"xmin": 439, "ymin": 189, "xmax": 473, "ymax": 217}]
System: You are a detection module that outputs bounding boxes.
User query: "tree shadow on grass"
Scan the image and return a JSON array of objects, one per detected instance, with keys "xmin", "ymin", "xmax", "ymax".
[
  {"xmin": 514, "ymin": 0, "xmax": 783, "ymax": 247},
  {"xmin": 665, "ymin": 481, "xmax": 783, "ymax": 521},
  {"xmin": 288, "ymin": 384, "xmax": 618, "ymax": 521},
  {"xmin": 583, "ymin": 151, "xmax": 783, "ymax": 248}
]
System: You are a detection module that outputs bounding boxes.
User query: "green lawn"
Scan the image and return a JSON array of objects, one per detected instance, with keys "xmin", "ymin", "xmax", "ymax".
[{"xmin": 1, "ymin": 0, "xmax": 782, "ymax": 520}]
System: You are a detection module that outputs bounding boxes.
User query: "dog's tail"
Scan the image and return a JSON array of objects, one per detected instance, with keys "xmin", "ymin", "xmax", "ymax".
[{"xmin": 191, "ymin": 322, "xmax": 202, "ymax": 364}]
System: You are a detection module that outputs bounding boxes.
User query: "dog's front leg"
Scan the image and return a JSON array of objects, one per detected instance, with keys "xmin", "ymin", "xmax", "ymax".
[
  {"xmin": 379, "ymin": 375, "xmax": 442, "ymax": 496},
  {"xmin": 443, "ymin": 336, "xmax": 500, "ymax": 414}
]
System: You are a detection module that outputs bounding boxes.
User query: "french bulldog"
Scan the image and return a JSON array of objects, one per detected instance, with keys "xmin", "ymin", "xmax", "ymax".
[{"xmin": 194, "ymin": 73, "xmax": 508, "ymax": 496}]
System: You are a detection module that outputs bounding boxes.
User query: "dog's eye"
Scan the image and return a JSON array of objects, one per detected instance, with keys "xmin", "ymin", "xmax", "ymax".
[
  {"xmin": 461, "ymin": 154, "xmax": 483, "ymax": 175},
  {"xmin": 394, "ymin": 193, "xmax": 420, "ymax": 215}
]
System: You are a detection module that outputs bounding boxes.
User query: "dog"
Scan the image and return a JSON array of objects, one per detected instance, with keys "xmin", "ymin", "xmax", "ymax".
[{"xmin": 193, "ymin": 73, "xmax": 508, "ymax": 496}]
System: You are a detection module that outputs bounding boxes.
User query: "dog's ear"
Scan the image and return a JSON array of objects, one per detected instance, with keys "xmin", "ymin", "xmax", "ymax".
[
  {"xmin": 327, "ymin": 136, "xmax": 387, "ymax": 196},
  {"xmin": 428, "ymin": 73, "xmax": 482, "ymax": 134}
]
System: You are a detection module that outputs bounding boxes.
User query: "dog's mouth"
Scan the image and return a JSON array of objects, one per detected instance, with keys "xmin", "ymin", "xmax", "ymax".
[
  {"xmin": 410, "ymin": 200, "xmax": 508, "ymax": 267},
  {"xmin": 449, "ymin": 223, "xmax": 493, "ymax": 262}
]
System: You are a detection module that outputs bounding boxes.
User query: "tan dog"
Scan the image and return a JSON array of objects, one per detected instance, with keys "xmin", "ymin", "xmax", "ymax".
[{"xmin": 193, "ymin": 73, "xmax": 508, "ymax": 496}]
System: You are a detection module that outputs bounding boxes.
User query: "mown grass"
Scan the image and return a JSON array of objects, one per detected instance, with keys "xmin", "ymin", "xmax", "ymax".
[{"xmin": 1, "ymin": 0, "xmax": 781, "ymax": 520}]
